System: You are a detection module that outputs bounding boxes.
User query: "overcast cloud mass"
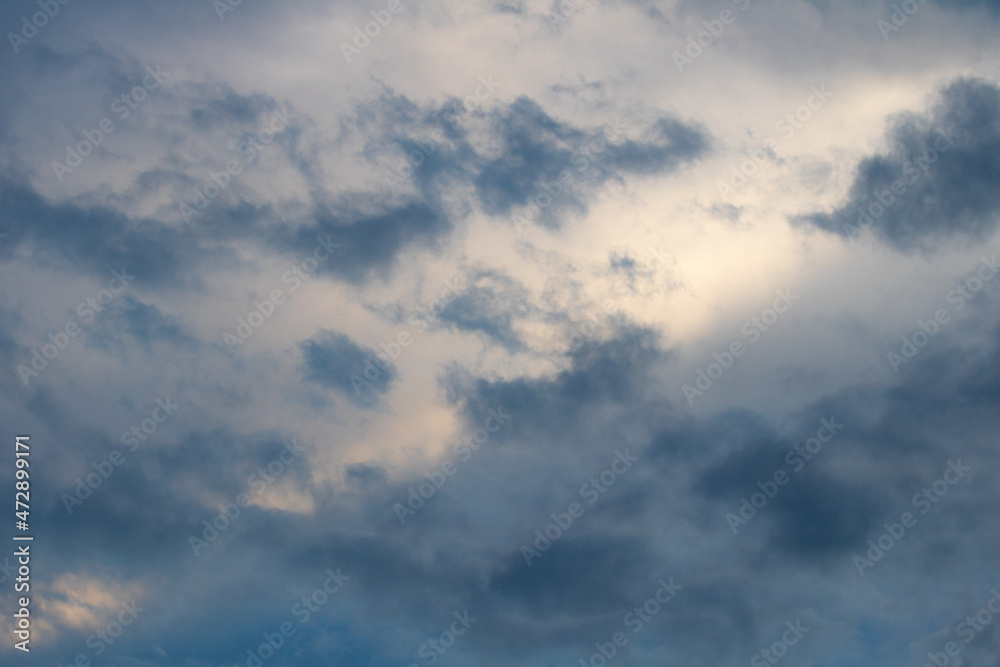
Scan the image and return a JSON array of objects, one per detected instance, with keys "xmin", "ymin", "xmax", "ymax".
[{"xmin": 1, "ymin": 1, "xmax": 1000, "ymax": 666}]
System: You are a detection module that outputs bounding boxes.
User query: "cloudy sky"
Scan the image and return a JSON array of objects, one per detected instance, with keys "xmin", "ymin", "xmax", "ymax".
[{"xmin": 1, "ymin": 0, "xmax": 1000, "ymax": 665}]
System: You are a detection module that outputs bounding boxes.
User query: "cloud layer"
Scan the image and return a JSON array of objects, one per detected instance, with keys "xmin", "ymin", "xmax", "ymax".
[{"xmin": 1, "ymin": 1, "xmax": 999, "ymax": 666}]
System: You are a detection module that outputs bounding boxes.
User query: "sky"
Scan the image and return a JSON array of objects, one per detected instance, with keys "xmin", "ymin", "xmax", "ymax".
[{"xmin": 1, "ymin": 0, "xmax": 1000, "ymax": 666}]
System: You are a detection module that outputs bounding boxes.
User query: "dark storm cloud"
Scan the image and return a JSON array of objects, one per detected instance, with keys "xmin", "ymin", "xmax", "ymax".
[
  {"xmin": 440, "ymin": 278, "xmax": 1000, "ymax": 577},
  {"xmin": 0, "ymin": 62, "xmax": 459, "ymax": 292},
  {"xmin": 474, "ymin": 97, "xmax": 710, "ymax": 228},
  {"xmin": 766, "ymin": 471, "xmax": 884, "ymax": 557},
  {"xmin": 444, "ymin": 325, "xmax": 665, "ymax": 442},
  {"xmin": 12, "ymin": 287, "xmax": 1000, "ymax": 667},
  {"xmin": 0, "ymin": 178, "xmax": 222, "ymax": 289},
  {"xmin": 472, "ymin": 96, "xmax": 590, "ymax": 219},
  {"xmin": 353, "ymin": 88, "xmax": 709, "ymax": 230},
  {"xmin": 300, "ymin": 329, "xmax": 396, "ymax": 406},
  {"xmin": 795, "ymin": 78, "xmax": 1000, "ymax": 251},
  {"xmin": 483, "ymin": 536, "xmax": 653, "ymax": 628},
  {"xmin": 691, "ymin": 414, "xmax": 882, "ymax": 560},
  {"xmin": 277, "ymin": 201, "xmax": 451, "ymax": 285},
  {"xmin": 0, "ymin": 75, "xmax": 707, "ymax": 302}
]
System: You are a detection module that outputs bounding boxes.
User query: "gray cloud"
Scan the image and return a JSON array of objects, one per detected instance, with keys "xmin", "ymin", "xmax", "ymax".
[
  {"xmin": 300, "ymin": 329, "xmax": 396, "ymax": 407},
  {"xmin": 795, "ymin": 78, "xmax": 1000, "ymax": 251}
]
